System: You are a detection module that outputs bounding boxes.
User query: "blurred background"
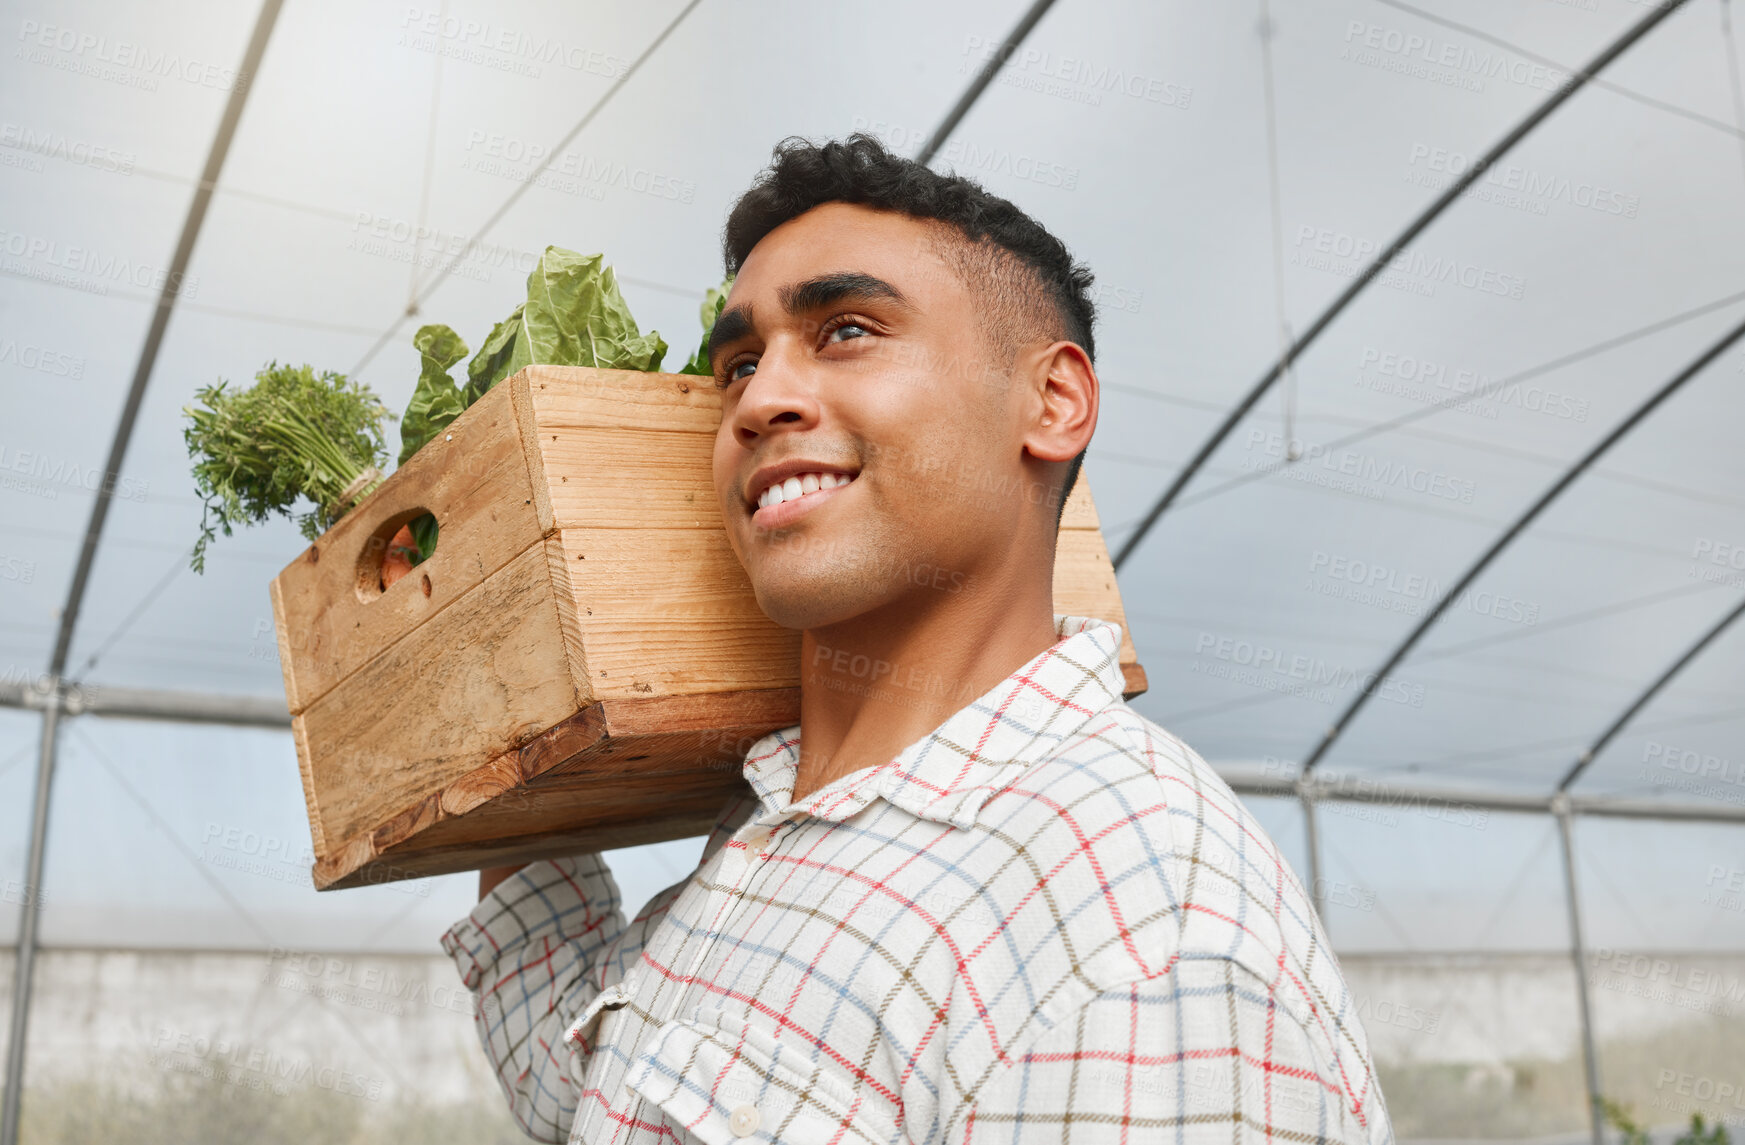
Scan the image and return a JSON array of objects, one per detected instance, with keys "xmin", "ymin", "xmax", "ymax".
[{"xmin": 2, "ymin": 0, "xmax": 1743, "ymax": 1141}]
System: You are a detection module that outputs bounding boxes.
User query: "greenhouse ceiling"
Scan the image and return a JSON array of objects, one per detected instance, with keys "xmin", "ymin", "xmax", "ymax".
[{"xmin": 2, "ymin": 0, "xmax": 1743, "ymax": 815}]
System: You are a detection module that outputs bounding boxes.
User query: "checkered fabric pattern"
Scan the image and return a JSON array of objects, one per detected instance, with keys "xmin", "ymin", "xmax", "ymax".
[{"xmin": 442, "ymin": 614, "xmax": 1393, "ymax": 1144}]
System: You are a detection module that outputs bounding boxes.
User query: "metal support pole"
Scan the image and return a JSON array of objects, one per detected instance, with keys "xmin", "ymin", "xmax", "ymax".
[
  {"xmin": 1, "ymin": 678, "xmax": 65, "ymax": 1145},
  {"xmin": 1554, "ymin": 795, "xmax": 1605, "ymax": 1145},
  {"xmin": 1299, "ymin": 777, "xmax": 1327, "ymax": 926}
]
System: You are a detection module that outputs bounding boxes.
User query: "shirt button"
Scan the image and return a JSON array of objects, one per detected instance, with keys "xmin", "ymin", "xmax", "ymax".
[{"xmin": 729, "ymin": 1103, "xmax": 760, "ymax": 1137}]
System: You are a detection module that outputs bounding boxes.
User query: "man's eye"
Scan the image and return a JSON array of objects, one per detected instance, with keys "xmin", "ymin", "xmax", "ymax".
[
  {"xmin": 826, "ymin": 321, "xmax": 869, "ymax": 343},
  {"xmin": 729, "ymin": 360, "xmax": 757, "ymax": 382}
]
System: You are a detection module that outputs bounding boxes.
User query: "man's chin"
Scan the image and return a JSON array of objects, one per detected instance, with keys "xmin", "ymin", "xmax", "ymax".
[{"xmin": 751, "ymin": 575, "xmax": 878, "ymax": 633}]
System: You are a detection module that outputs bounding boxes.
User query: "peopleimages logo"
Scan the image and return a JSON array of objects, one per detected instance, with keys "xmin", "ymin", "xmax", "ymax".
[
  {"xmin": 1244, "ymin": 430, "xmax": 1479, "ymax": 505},
  {"xmin": 0, "ymin": 339, "xmax": 86, "ymax": 379},
  {"xmin": 151, "ymin": 1025, "xmax": 387, "ymax": 1102},
  {"xmin": 849, "ymin": 118, "xmax": 1080, "ymax": 191},
  {"xmin": 1340, "ymin": 21, "xmax": 1567, "ymax": 93},
  {"xmin": 1192, "ymin": 631, "xmax": 1427, "ymax": 709},
  {"xmin": 0, "ymin": 555, "xmax": 36, "ymax": 585},
  {"xmin": 346, "ymin": 211, "xmax": 536, "ymax": 284},
  {"xmin": 959, "ymin": 35, "xmax": 1193, "ymax": 109},
  {"xmin": 0, "ymin": 122, "xmax": 135, "ymax": 175},
  {"xmin": 0, "ymin": 229, "xmax": 199, "ymax": 298},
  {"xmin": 0, "ymin": 443, "xmax": 149, "ymax": 502},
  {"xmin": 1292, "ymin": 225, "xmax": 1526, "ymax": 300},
  {"xmin": 15, "ymin": 20, "xmax": 248, "ymax": 91},
  {"xmin": 1405, "ymin": 143, "xmax": 1639, "ymax": 219},
  {"xmin": 1307, "ymin": 550, "xmax": 1541, "ymax": 626},
  {"xmin": 1643, "ymin": 740, "xmax": 1744, "ymax": 785},
  {"xmin": 460, "ymin": 130, "xmax": 696, "ymax": 203},
  {"xmin": 397, "ymin": 8, "xmax": 628, "ymax": 79},
  {"xmin": 1356, "ymin": 346, "xmax": 1590, "ymax": 423}
]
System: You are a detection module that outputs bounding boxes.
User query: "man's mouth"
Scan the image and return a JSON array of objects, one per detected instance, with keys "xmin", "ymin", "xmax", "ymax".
[
  {"xmin": 755, "ymin": 471, "xmax": 857, "ymax": 510},
  {"xmin": 748, "ymin": 470, "xmax": 860, "ymax": 530}
]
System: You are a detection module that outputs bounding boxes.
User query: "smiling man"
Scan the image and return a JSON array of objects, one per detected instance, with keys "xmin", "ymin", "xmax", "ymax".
[{"xmin": 443, "ymin": 135, "xmax": 1392, "ymax": 1145}]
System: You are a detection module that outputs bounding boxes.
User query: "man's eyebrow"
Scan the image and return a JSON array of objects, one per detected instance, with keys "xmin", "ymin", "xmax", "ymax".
[
  {"xmin": 708, "ymin": 304, "xmax": 755, "ymax": 372},
  {"xmin": 778, "ymin": 272, "xmax": 913, "ymax": 317}
]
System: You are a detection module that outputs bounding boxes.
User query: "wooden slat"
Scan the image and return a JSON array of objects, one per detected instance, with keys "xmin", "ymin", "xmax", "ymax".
[
  {"xmin": 530, "ymin": 687, "xmax": 800, "ymax": 784},
  {"xmin": 269, "ymin": 577, "xmax": 304, "ymax": 713},
  {"xmin": 508, "ymin": 369, "xmax": 557, "ymax": 535},
  {"xmin": 523, "ymin": 365, "xmax": 718, "ymax": 532},
  {"xmin": 312, "ymin": 689, "xmax": 796, "ymax": 889},
  {"xmin": 269, "ymin": 378, "xmax": 544, "ymax": 713},
  {"xmin": 561, "ymin": 528, "xmax": 800, "ymax": 700},
  {"xmin": 316, "ymin": 791, "xmax": 736, "ymax": 889},
  {"xmin": 301, "ymin": 539, "xmax": 581, "ymax": 846},
  {"xmin": 1055, "ymin": 524, "xmax": 1143, "ymax": 696},
  {"xmin": 1060, "ymin": 475, "xmax": 1099, "ymax": 530},
  {"xmin": 545, "ymin": 427, "xmax": 719, "ymax": 530},
  {"xmin": 1120, "ymin": 661, "xmax": 1149, "ymax": 697},
  {"xmin": 290, "ymin": 713, "xmax": 325, "ymax": 857},
  {"xmin": 542, "ymin": 531, "xmax": 593, "ymax": 697},
  {"xmin": 524, "ymin": 365, "xmax": 720, "ymax": 432}
]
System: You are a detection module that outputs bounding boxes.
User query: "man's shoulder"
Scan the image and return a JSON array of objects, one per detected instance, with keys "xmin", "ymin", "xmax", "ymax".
[
  {"xmin": 990, "ymin": 699, "xmax": 1335, "ymax": 1003},
  {"xmin": 998, "ymin": 695, "xmax": 1273, "ymax": 861}
]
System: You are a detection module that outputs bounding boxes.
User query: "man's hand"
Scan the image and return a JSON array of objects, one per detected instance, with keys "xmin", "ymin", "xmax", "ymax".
[{"xmin": 479, "ymin": 863, "xmax": 528, "ymax": 900}]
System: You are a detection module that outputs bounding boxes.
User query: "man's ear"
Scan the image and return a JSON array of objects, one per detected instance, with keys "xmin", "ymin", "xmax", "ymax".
[{"xmin": 1022, "ymin": 341, "xmax": 1097, "ymax": 464}]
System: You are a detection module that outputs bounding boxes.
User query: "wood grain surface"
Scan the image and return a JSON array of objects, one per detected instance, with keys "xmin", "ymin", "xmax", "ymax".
[
  {"xmin": 270, "ymin": 379, "xmax": 544, "ymax": 715},
  {"xmin": 299, "ymin": 537, "xmax": 584, "ymax": 846}
]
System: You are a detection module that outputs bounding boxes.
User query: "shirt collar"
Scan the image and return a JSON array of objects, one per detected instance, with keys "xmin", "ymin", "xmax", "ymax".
[{"xmin": 741, "ymin": 614, "xmax": 1127, "ymax": 829}]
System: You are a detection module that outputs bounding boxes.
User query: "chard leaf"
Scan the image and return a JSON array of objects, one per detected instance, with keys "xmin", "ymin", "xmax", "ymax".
[
  {"xmin": 520, "ymin": 247, "xmax": 668, "ymax": 372},
  {"xmin": 407, "ymin": 512, "xmax": 439, "ymax": 566},
  {"xmin": 679, "ymin": 275, "xmax": 735, "ymax": 376},
  {"xmin": 464, "ymin": 302, "xmax": 529, "ymax": 405},
  {"xmin": 398, "ymin": 324, "xmax": 470, "ymax": 467}
]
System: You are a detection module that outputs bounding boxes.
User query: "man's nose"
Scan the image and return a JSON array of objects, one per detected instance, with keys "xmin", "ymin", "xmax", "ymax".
[{"xmin": 732, "ymin": 346, "xmax": 818, "ymax": 443}]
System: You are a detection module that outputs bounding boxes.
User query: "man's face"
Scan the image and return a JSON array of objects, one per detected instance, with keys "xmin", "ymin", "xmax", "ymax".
[{"xmin": 709, "ymin": 202, "xmax": 1041, "ymax": 631}]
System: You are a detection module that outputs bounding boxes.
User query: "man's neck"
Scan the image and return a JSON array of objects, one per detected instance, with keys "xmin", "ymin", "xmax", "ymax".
[{"xmin": 789, "ymin": 564, "xmax": 1060, "ymax": 804}]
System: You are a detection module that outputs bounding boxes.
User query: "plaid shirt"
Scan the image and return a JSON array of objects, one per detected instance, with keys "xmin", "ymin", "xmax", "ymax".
[{"xmin": 442, "ymin": 615, "xmax": 1393, "ymax": 1144}]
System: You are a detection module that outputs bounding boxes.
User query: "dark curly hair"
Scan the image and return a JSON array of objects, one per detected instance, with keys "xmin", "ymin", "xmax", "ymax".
[{"xmin": 723, "ymin": 133, "xmax": 1096, "ymax": 522}]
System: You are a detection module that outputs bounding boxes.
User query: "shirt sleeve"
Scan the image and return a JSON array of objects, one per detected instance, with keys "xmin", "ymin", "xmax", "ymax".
[
  {"xmin": 957, "ymin": 955, "xmax": 1393, "ymax": 1145},
  {"xmin": 439, "ymin": 793, "xmax": 760, "ymax": 1143},
  {"xmin": 440, "ymin": 854, "xmax": 628, "ymax": 1143}
]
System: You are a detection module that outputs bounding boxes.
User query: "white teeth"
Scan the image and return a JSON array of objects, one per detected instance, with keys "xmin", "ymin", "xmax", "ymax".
[{"xmin": 755, "ymin": 471, "xmax": 856, "ymax": 510}]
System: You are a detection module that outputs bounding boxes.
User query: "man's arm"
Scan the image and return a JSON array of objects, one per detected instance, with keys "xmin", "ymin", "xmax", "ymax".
[
  {"xmin": 442, "ymin": 794, "xmax": 760, "ymax": 1143},
  {"xmin": 956, "ymin": 957, "xmax": 1392, "ymax": 1145},
  {"xmin": 479, "ymin": 863, "xmax": 526, "ymax": 899},
  {"xmin": 442, "ymin": 855, "xmax": 628, "ymax": 1143}
]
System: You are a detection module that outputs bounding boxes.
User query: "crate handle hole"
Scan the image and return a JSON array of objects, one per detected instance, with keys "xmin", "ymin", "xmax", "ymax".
[{"xmin": 355, "ymin": 508, "xmax": 440, "ymax": 603}]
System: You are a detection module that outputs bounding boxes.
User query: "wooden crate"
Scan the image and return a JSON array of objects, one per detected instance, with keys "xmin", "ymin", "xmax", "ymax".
[{"xmin": 270, "ymin": 365, "xmax": 1147, "ymax": 890}]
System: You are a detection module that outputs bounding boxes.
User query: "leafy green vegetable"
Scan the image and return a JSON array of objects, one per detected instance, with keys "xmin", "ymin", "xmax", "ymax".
[
  {"xmin": 184, "ymin": 254, "xmax": 730, "ymax": 573},
  {"xmin": 463, "ymin": 304, "xmax": 526, "ymax": 407},
  {"xmin": 397, "ymin": 324, "xmax": 470, "ymax": 467},
  {"xmin": 183, "ymin": 362, "xmax": 394, "ymax": 574},
  {"xmin": 407, "ymin": 512, "xmax": 439, "ymax": 566},
  {"xmin": 525, "ymin": 248, "xmax": 668, "ymax": 372},
  {"xmin": 679, "ymin": 275, "xmax": 735, "ymax": 376},
  {"xmin": 459, "ymin": 247, "xmax": 669, "ymax": 405},
  {"xmin": 397, "ymin": 249, "xmax": 678, "ymax": 565},
  {"xmin": 396, "ymin": 325, "xmax": 469, "ymax": 566}
]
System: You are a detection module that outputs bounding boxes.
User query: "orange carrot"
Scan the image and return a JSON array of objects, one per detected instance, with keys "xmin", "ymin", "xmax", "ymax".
[{"xmin": 382, "ymin": 524, "xmax": 418, "ymax": 589}]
